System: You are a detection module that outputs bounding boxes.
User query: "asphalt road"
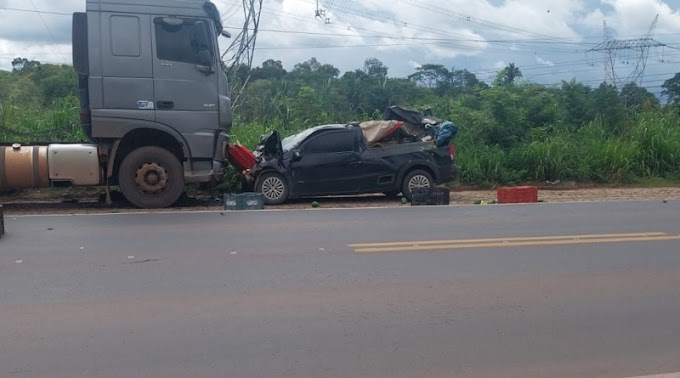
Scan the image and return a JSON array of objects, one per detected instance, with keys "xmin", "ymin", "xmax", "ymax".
[{"xmin": 1, "ymin": 201, "xmax": 680, "ymax": 378}]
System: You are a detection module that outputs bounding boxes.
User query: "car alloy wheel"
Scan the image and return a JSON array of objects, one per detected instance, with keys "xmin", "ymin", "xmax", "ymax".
[{"xmin": 408, "ymin": 174, "xmax": 431, "ymax": 191}]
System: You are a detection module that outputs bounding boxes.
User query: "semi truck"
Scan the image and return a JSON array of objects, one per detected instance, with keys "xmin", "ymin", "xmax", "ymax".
[{"xmin": 0, "ymin": 0, "xmax": 233, "ymax": 208}]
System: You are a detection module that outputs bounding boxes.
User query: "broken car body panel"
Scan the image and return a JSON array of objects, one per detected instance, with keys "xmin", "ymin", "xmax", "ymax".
[{"xmin": 251, "ymin": 123, "xmax": 458, "ymax": 202}]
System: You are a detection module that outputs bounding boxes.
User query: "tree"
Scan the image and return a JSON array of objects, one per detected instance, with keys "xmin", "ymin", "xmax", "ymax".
[
  {"xmin": 661, "ymin": 73, "xmax": 680, "ymax": 105},
  {"xmin": 11, "ymin": 57, "xmax": 41, "ymax": 73},
  {"xmin": 591, "ymin": 82, "xmax": 625, "ymax": 132},
  {"xmin": 291, "ymin": 86, "xmax": 325, "ymax": 126},
  {"xmin": 363, "ymin": 58, "xmax": 388, "ymax": 83},
  {"xmin": 559, "ymin": 79, "xmax": 593, "ymax": 128},
  {"xmin": 619, "ymin": 83, "xmax": 658, "ymax": 112},
  {"xmin": 451, "ymin": 69, "xmax": 481, "ymax": 89},
  {"xmin": 408, "ymin": 64, "xmax": 451, "ymax": 90},
  {"xmin": 495, "ymin": 63, "xmax": 523, "ymax": 86},
  {"xmin": 292, "ymin": 57, "xmax": 339, "ymax": 78},
  {"xmin": 338, "ymin": 70, "xmax": 371, "ymax": 115},
  {"xmin": 250, "ymin": 59, "xmax": 287, "ymax": 81}
]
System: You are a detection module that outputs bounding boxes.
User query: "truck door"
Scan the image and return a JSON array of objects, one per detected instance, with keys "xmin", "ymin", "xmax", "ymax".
[
  {"xmin": 152, "ymin": 17, "xmax": 219, "ymax": 160},
  {"xmin": 99, "ymin": 13, "xmax": 155, "ymax": 122}
]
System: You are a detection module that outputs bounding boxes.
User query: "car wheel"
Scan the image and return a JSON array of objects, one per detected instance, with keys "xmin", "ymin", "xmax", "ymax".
[
  {"xmin": 257, "ymin": 172, "xmax": 289, "ymax": 205},
  {"xmin": 402, "ymin": 169, "xmax": 433, "ymax": 201},
  {"xmin": 118, "ymin": 146, "xmax": 185, "ymax": 209}
]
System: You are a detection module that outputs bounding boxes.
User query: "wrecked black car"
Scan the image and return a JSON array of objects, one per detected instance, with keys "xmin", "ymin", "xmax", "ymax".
[{"xmin": 248, "ymin": 106, "xmax": 459, "ymax": 205}]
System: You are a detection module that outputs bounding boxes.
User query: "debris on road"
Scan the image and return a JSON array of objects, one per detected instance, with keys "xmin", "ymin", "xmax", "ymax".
[{"xmin": 131, "ymin": 258, "xmax": 161, "ymax": 264}]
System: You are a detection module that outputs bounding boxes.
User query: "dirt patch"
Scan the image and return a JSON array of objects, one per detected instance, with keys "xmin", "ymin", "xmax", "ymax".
[{"xmin": 1, "ymin": 187, "xmax": 679, "ymax": 216}]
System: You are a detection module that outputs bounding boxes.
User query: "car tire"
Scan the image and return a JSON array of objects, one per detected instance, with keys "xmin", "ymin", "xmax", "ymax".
[
  {"xmin": 257, "ymin": 172, "xmax": 289, "ymax": 205},
  {"xmin": 402, "ymin": 169, "xmax": 433, "ymax": 201},
  {"xmin": 118, "ymin": 146, "xmax": 185, "ymax": 209}
]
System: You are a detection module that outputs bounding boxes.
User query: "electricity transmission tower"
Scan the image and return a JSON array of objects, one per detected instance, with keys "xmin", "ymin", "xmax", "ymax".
[
  {"xmin": 314, "ymin": 0, "xmax": 331, "ymax": 24},
  {"xmin": 221, "ymin": 0, "xmax": 263, "ymax": 107},
  {"xmin": 588, "ymin": 15, "xmax": 666, "ymax": 87}
]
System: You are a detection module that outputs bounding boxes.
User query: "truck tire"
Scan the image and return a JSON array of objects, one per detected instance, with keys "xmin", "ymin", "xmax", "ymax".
[
  {"xmin": 402, "ymin": 169, "xmax": 433, "ymax": 201},
  {"xmin": 118, "ymin": 146, "xmax": 185, "ymax": 209},
  {"xmin": 256, "ymin": 172, "xmax": 289, "ymax": 205}
]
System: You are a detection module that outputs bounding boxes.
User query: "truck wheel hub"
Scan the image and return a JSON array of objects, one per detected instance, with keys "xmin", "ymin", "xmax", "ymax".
[{"xmin": 136, "ymin": 163, "xmax": 168, "ymax": 193}]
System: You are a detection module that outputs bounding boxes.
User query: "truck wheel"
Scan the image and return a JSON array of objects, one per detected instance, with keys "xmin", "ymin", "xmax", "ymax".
[
  {"xmin": 402, "ymin": 169, "xmax": 433, "ymax": 201},
  {"xmin": 118, "ymin": 146, "xmax": 185, "ymax": 209},
  {"xmin": 256, "ymin": 172, "xmax": 289, "ymax": 205}
]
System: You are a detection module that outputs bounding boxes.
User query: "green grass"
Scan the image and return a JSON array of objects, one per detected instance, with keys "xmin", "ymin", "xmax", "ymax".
[
  {"xmin": 0, "ymin": 95, "xmax": 83, "ymax": 143},
  {"xmin": 2, "ymin": 96, "xmax": 679, "ymax": 189}
]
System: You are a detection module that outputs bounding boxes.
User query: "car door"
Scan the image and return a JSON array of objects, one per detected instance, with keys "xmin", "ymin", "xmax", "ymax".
[
  {"xmin": 152, "ymin": 17, "xmax": 219, "ymax": 161},
  {"xmin": 358, "ymin": 146, "xmax": 401, "ymax": 192},
  {"xmin": 290, "ymin": 130, "xmax": 363, "ymax": 196}
]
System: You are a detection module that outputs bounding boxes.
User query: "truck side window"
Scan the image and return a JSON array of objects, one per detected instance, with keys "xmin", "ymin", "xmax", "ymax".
[
  {"xmin": 154, "ymin": 18, "xmax": 212, "ymax": 65},
  {"xmin": 303, "ymin": 131, "xmax": 356, "ymax": 154},
  {"xmin": 111, "ymin": 16, "xmax": 141, "ymax": 57}
]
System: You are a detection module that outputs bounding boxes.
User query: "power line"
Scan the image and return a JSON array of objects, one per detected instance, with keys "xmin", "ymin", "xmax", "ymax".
[
  {"xmin": 27, "ymin": 0, "xmax": 67, "ymax": 64},
  {"xmin": 0, "ymin": 6, "xmax": 70, "ymax": 16},
  {"xmin": 235, "ymin": 26, "xmax": 594, "ymax": 43}
]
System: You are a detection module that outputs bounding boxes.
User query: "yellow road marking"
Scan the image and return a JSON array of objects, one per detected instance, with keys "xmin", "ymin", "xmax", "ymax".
[
  {"xmin": 352, "ymin": 234, "xmax": 680, "ymax": 253},
  {"xmin": 349, "ymin": 232, "xmax": 668, "ymax": 248}
]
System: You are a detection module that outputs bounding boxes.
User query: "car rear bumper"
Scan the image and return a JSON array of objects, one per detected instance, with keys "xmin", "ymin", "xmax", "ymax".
[{"xmin": 438, "ymin": 163, "xmax": 459, "ymax": 183}]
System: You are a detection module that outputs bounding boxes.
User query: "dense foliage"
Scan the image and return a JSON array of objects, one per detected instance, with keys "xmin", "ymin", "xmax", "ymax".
[{"xmin": 1, "ymin": 56, "xmax": 679, "ymax": 186}]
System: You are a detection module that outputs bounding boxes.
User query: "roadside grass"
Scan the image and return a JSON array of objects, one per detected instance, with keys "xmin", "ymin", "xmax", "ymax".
[{"xmin": 2, "ymin": 99, "xmax": 679, "ymax": 197}]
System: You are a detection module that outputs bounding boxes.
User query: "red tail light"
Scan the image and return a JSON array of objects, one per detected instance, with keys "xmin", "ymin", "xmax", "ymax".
[{"xmin": 449, "ymin": 144, "xmax": 456, "ymax": 160}]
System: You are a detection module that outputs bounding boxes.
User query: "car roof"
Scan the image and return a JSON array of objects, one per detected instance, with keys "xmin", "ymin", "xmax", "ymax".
[{"xmin": 305, "ymin": 124, "xmax": 354, "ymax": 133}]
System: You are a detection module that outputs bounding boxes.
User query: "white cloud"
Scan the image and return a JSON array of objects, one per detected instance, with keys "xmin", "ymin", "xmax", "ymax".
[
  {"xmin": 0, "ymin": 0, "xmax": 677, "ymax": 88},
  {"xmin": 494, "ymin": 60, "xmax": 507, "ymax": 70},
  {"xmin": 581, "ymin": 0, "xmax": 680, "ymax": 37},
  {"xmin": 536, "ymin": 57, "xmax": 555, "ymax": 66}
]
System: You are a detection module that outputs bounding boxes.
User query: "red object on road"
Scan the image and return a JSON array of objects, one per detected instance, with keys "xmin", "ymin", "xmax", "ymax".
[
  {"xmin": 497, "ymin": 186, "xmax": 539, "ymax": 204},
  {"xmin": 227, "ymin": 144, "xmax": 256, "ymax": 172}
]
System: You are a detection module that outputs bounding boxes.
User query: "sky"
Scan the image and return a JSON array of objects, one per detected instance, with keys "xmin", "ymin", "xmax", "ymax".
[{"xmin": 0, "ymin": 0, "xmax": 679, "ymax": 95}]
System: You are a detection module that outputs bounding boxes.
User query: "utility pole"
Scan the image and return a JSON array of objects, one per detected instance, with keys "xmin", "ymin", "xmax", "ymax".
[
  {"xmin": 588, "ymin": 15, "xmax": 666, "ymax": 88},
  {"xmin": 222, "ymin": 0, "xmax": 263, "ymax": 108}
]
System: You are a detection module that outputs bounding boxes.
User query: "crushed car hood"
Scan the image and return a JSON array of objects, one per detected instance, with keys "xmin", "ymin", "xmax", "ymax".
[{"xmin": 255, "ymin": 130, "xmax": 283, "ymax": 159}]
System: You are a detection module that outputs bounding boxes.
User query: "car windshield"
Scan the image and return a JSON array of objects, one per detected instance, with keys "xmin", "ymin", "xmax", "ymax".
[{"xmin": 281, "ymin": 128, "xmax": 319, "ymax": 152}]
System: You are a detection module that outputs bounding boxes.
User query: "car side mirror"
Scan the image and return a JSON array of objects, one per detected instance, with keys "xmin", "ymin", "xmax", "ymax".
[{"xmin": 292, "ymin": 150, "xmax": 302, "ymax": 162}]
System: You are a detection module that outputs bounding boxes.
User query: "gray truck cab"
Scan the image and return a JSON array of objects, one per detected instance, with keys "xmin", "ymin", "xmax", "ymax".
[{"xmin": 72, "ymin": 0, "xmax": 232, "ymax": 207}]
